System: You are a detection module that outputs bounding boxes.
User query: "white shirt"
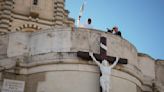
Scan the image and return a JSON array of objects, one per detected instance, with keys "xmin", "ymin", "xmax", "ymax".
[{"xmin": 83, "ymin": 23, "xmax": 93, "ymax": 29}]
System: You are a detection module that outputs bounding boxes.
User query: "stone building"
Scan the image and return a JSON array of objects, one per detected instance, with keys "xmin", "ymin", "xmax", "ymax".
[
  {"xmin": 0, "ymin": 0, "xmax": 74, "ymax": 34},
  {"xmin": 0, "ymin": 0, "xmax": 163, "ymax": 92}
]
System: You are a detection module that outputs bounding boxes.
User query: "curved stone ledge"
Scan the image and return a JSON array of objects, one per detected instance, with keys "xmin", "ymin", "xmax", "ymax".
[
  {"xmin": 15, "ymin": 52, "xmax": 141, "ymax": 81},
  {"xmin": 17, "ymin": 64, "xmax": 142, "ymax": 92},
  {"xmin": 7, "ymin": 28, "xmax": 139, "ymax": 67},
  {"xmin": 112, "ymin": 69, "xmax": 142, "ymax": 90},
  {"xmin": 19, "ymin": 64, "xmax": 99, "ymax": 74}
]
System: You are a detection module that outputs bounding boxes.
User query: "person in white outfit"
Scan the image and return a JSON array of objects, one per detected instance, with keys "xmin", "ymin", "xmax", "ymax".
[{"xmin": 83, "ymin": 18, "xmax": 93, "ymax": 29}]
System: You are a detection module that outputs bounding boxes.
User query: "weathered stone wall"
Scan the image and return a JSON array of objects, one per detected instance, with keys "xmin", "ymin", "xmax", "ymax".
[
  {"xmin": 138, "ymin": 53, "xmax": 155, "ymax": 92},
  {"xmin": 2, "ymin": 28, "xmax": 143, "ymax": 92},
  {"xmin": 155, "ymin": 60, "xmax": 164, "ymax": 92},
  {"xmin": 0, "ymin": 28, "xmax": 159, "ymax": 92},
  {"xmin": 0, "ymin": 35, "xmax": 8, "ymax": 59},
  {"xmin": 13, "ymin": 0, "xmax": 54, "ymax": 20},
  {"xmin": 0, "ymin": 63, "xmax": 141, "ymax": 92},
  {"xmin": 7, "ymin": 28, "xmax": 138, "ymax": 63},
  {"xmin": 7, "ymin": 32, "xmax": 30, "ymax": 57},
  {"xmin": 138, "ymin": 53, "xmax": 155, "ymax": 79},
  {"xmin": 36, "ymin": 68, "xmax": 100, "ymax": 92},
  {"xmin": 6, "ymin": 28, "xmax": 141, "ymax": 79},
  {"xmin": 0, "ymin": 0, "xmax": 74, "ymax": 33},
  {"xmin": 1, "ymin": 72, "xmax": 46, "ymax": 92},
  {"xmin": 11, "ymin": 0, "xmax": 54, "ymax": 31}
]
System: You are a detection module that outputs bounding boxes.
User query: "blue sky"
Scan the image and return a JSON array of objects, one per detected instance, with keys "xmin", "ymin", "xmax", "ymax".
[{"xmin": 65, "ymin": 0, "xmax": 164, "ymax": 60}]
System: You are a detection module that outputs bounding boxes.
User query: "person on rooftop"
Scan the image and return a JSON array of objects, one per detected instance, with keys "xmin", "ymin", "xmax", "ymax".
[
  {"xmin": 83, "ymin": 18, "xmax": 93, "ymax": 29},
  {"xmin": 112, "ymin": 26, "xmax": 118, "ymax": 34},
  {"xmin": 107, "ymin": 26, "xmax": 122, "ymax": 37}
]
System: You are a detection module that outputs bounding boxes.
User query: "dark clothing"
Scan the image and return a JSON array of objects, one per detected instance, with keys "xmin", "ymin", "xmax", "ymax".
[
  {"xmin": 107, "ymin": 28, "xmax": 122, "ymax": 37},
  {"xmin": 107, "ymin": 28, "xmax": 113, "ymax": 33},
  {"xmin": 116, "ymin": 31, "xmax": 122, "ymax": 37},
  {"xmin": 107, "ymin": 30, "xmax": 113, "ymax": 33}
]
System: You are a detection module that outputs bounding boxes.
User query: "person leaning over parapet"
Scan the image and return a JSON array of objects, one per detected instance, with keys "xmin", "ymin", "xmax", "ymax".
[
  {"xmin": 113, "ymin": 27, "xmax": 122, "ymax": 37},
  {"xmin": 107, "ymin": 28, "xmax": 113, "ymax": 33},
  {"xmin": 107, "ymin": 26, "xmax": 122, "ymax": 37}
]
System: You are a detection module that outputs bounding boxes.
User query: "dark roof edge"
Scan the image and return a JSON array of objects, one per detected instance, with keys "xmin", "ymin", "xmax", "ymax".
[{"xmin": 138, "ymin": 53, "xmax": 155, "ymax": 61}]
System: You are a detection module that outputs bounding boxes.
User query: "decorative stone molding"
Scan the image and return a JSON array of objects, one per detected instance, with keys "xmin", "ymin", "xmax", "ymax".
[
  {"xmin": 0, "ymin": 0, "xmax": 14, "ymax": 33},
  {"xmin": 15, "ymin": 24, "xmax": 41, "ymax": 32},
  {"xmin": 53, "ymin": 0, "xmax": 74, "ymax": 27}
]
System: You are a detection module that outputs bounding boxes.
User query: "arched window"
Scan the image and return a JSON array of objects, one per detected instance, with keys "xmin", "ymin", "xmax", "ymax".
[{"xmin": 33, "ymin": 0, "xmax": 38, "ymax": 5}]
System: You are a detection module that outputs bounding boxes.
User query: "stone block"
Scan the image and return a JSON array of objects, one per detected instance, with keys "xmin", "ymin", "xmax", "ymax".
[
  {"xmin": 138, "ymin": 54, "xmax": 155, "ymax": 79},
  {"xmin": 30, "ymin": 32, "xmax": 51, "ymax": 55},
  {"xmin": 156, "ymin": 60, "xmax": 164, "ymax": 89},
  {"xmin": 71, "ymin": 29, "xmax": 90, "ymax": 52},
  {"xmin": 30, "ymin": 30, "xmax": 72, "ymax": 55},
  {"xmin": 37, "ymin": 71, "xmax": 99, "ymax": 92},
  {"xmin": 7, "ymin": 32, "xmax": 30, "ymax": 57}
]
